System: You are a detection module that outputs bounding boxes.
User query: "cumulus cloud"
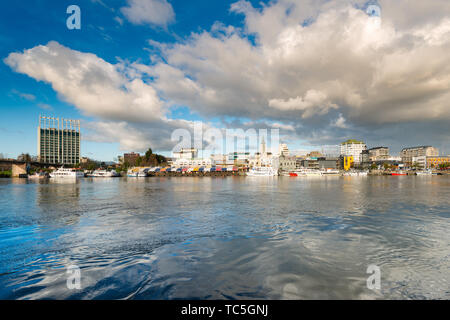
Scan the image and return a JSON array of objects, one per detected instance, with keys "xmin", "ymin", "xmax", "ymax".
[
  {"xmin": 4, "ymin": 41, "xmax": 196, "ymax": 152},
  {"xmin": 138, "ymin": 0, "xmax": 450, "ymax": 151},
  {"xmin": 5, "ymin": 41, "xmax": 164, "ymax": 123},
  {"xmin": 4, "ymin": 0, "xmax": 450, "ymax": 153},
  {"xmin": 121, "ymin": 0, "xmax": 175, "ymax": 27}
]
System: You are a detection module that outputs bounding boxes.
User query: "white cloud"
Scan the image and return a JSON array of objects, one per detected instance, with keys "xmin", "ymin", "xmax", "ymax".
[
  {"xmin": 5, "ymin": 41, "xmax": 164, "ymax": 123},
  {"xmin": 11, "ymin": 89, "xmax": 36, "ymax": 101},
  {"xmin": 37, "ymin": 103, "xmax": 53, "ymax": 111},
  {"xmin": 121, "ymin": 0, "xmax": 175, "ymax": 27},
  {"xmin": 138, "ymin": 0, "xmax": 450, "ymax": 150}
]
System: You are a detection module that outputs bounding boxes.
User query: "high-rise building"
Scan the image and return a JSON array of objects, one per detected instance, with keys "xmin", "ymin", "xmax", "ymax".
[
  {"xmin": 38, "ymin": 116, "xmax": 81, "ymax": 165},
  {"xmin": 340, "ymin": 139, "xmax": 367, "ymax": 164}
]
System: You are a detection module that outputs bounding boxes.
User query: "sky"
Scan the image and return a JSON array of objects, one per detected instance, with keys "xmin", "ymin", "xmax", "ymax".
[{"xmin": 0, "ymin": 0, "xmax": 449, "ymax": 161}]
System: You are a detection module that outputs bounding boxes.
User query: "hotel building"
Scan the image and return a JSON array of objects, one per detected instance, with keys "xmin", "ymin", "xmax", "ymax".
[{"xmin": 37, "ymin": 116, "xmax": 81, "ymax": 165}]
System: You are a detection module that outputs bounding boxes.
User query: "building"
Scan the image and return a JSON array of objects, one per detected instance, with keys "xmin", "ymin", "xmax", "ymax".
[
  {"xmin": 173, "ymin": 158, "xmax": 214, "ymax": 167},
  {"xmin": 123, "ymin": 152, "xmax": 140, "ymax": 166},
  {"xmin": 273, "ymin": 156, "xmax": 296, "ymax": 172},
  {"xmin": 173, "ymin": 148, "xmax": 198, "ymax": 160},
  {"xmin": 340, "ymin": 139, "xmax": 367, "ymax": 164},
  {"xmin": 228, "ymin": 152, "xmax": 250, "ymax": 165},
  {"xmin": 318, "ymin": 157, "xmax": 339, "ymax": 170},
  {"xmin": 38, "ymin": 116, "xmax": 81, "ymax": 165},
  {"xmin": 298, "ymin": 159, "xmax": 319, "ymax": 170},
  {"xmin": 368, "ymin": 147, "xmax": 389, "ymax": 161},
  {"xmin": 278, "ymin": 144, "xmax": 290, "ymax": 157},
  {"xmin": 401, "ymin": 146, "xmax": 439, "ymax": 166},
  {"xmin": 249, "ymin": 137, "xmax": 274, "ymax": 167},
  {"xmin": 307, "ymin": 151, "xmax": 323, "ymax": 158},
  {"xmin": 412, "ymin": 156, "xmax": 450, "ymax": 169}
]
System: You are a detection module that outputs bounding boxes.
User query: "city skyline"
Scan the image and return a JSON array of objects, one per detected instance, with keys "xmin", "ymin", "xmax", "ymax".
[{"xmin": 1, "ymin": 0, "xmax": 450, "ymax": 161}]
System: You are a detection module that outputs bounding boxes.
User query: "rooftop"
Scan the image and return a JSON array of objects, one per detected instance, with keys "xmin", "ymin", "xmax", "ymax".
[{"xmin": 341, "ymin": 139, "xmax": 365, "ymax": 145}]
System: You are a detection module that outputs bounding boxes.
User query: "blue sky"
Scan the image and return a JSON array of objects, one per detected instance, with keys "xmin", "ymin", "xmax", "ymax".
[
  {"xmin": 0, "ymin": 0, "xmax": 268, "ymax": 160},
  {"xmin": 1, "ymin": 0, "xmax": 449, "ymax": 161}
]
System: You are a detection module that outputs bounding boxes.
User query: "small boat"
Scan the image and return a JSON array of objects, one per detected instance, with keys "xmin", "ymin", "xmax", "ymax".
[
  {"xmin": 50, "ymin": 167, "xmax": 84, "ymax": 179},
  {"xmin": 137, "ymin": 168, "xmax": 150, "ymax": 177},
  {"xmin": 391, "ymin": 171, "xmax": 407, "ymax": 176},
  {"xmin": 247, "ymin": 167, "xmax": 278, "ymax": 177},
  {"xmin": 127, "ymin": 168, "xmax": 139, "ymax": 177},
  {"xmin": 28, "ymin": 172, "xmax": 49, "ymax": 179}
]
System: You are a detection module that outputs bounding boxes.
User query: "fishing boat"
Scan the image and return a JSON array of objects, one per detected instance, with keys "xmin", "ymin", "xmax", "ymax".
[
  {"xmin": 50, "ymin": 167, "xmax": 84, "ymax": 179},
  {"xmin": 247, "ymin": 166, "xmax": 278, "ymax": 177}
]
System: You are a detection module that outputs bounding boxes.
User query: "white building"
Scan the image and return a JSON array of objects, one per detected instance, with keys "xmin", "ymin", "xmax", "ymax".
[
  {"xmin": 173, "ymin": 158, "xmax": 214, "ymax": 167},
  {"xmin": 278, "ymin": 144, "xmax": 290, "ymax": 157},
  {"xmin": 173, "ymin": 148, "xmax": 198, "ymax": 160},
  {"xmin": 340, "ymin": 139, "xmax": 367, "ymax": 164}
]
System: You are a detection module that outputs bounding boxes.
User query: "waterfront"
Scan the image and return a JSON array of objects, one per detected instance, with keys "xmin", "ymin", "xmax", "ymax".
[{"xmin": 0, "ymin": 176, "xmax": 449, "ymax": 299}]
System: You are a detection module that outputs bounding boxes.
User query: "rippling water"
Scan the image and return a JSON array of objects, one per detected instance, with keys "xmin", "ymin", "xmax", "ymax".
[{"xmin": 0, "ymin": 176, "xmax": 448, "ymax": 299}]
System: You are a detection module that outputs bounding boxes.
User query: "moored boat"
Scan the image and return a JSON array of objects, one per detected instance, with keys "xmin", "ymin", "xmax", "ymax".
[
  {"xmin": 50, "ymin": 167, "xmax": 84, "ymax": 179},
  {"xmin": 247, "ymin": 166, "xmax": 278, "ymax": 177}
]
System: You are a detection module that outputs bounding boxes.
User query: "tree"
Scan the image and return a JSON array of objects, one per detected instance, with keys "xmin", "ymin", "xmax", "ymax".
[
  {"xmin": 135, "ymin": 156, "xmax": 143, "ymax": 167},
  {"xmin": 17, "ymin": 153, "xmax": 32, "ymax": 162},
  {"xmin": 145, "ymin": 148, "xmax": 153, "ymax": 161}
]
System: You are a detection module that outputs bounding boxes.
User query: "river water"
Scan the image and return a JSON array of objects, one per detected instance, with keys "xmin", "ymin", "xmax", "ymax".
[{"xmin": 0, "ymin": 176, "xmax": 448, "ymax": 299}]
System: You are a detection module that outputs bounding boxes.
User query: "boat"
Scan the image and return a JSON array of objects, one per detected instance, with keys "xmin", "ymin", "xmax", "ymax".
[
  {"xmin": 127, "ymin": 168, "xmax": 139, "ymax": 177},
  {"xmin": 137, "ymin": 168, "xmax": 150, "ymax": 177},
  {"xmin": 343, "ymin": 170, "xmax": 368, "ymax": 177},
  {"xmin": 28, "ymin": 172, "xmax": 49, "ymax": 179},
  {"xmin": 247, "ymin": 166, "xmax": 278, "ymax": 177},
  {"xmin": 89, "ymin": 170, "xmax": 120, "ymax": 177},
  {"xmin": 290, "ymin": 168, "xmax": 323, "ymax": 177},
  {"xmin": 321, "ymin": 168, "xmax": 340, "ymax": 175},
  {"xmin": 50, "ymin": 167, "xmax": 84, "ymax": 179},
  {"xmin": 415, "ymin": 170, "xmax": 432, "ymax": 176},
  {"xmin": 391, "ymin": 171, "xmax": 407, "ymax": 176}
]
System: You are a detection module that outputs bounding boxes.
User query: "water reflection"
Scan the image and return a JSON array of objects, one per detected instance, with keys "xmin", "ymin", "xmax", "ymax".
[{"xmin": 0, "ymin": 176, "xmax": 448, "ymax": 299}]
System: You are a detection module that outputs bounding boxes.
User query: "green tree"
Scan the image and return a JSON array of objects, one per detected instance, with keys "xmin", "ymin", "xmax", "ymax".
[{"xmin": 145, "ymin": 148, "xmax": 153, "ymax": 161}]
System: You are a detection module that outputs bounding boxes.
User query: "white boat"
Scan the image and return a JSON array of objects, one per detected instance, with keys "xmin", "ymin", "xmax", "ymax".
[
  {"xmin": 321, "ymin": 168, "xmax": 340, "ymax": 175},
  {"xmin": 287, "ymin": 168, "xmax": 323, "ymax": 177},
  {"xmin": 89, "ymin": 170, "xmax": 120, "ymax": 177},
  {"xmin": 127, "ymin": 168, "xmax": 139, "ymax": 177},
  {"xmin": 137, "ymin": 168, "xmax": 150, "ymax": 177},
  {"xmin": 343, "ymin": 171, "xmax": 368, "ymax": 177},
  {"xmin": 247, "ymin": 167, "xmax": 278, "ymax": 177},
  {"xmin": 416, "ymin": 170, "xmax": 432, "ymax": 176},
  {"xmin": 50, "ymin": 167, "xmax": 84, "ymax": 179}
]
